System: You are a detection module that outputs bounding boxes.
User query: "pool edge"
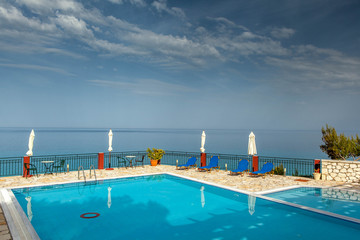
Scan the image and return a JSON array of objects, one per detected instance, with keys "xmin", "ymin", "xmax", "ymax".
[
  {"xmin": 0, "ymin": 188, "xmax": 40, "ymax": 240},
  {"xmin": 3, "ymin": 172, "xmax": 360, "ymax": 239}
]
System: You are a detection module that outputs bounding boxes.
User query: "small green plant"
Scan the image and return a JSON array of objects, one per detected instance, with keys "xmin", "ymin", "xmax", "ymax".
[
  {"xmin": 147, "ymin": 148, "xmax": 165, "ymax": 160},
  {"xmin": 273, "ymin": 164, "xmax": 284, "ymax": 175},
  {"xmin": 293, "ymin": 168, "xmax": 299, "ymax": 176}
]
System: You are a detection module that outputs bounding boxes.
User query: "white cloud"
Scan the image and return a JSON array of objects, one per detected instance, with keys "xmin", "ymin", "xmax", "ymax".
[
  {"xmin": 270, "ymin": 27, "xmax": 295, "ymax": 39},
  {"xmin": 129, "ymin": 0, "xmax": 146, "ymax": 7},
  {"xmin": 109, "ymin": 0, "xmax": 146, "ymax": 7},
  {"xmin": 0, "ymin": 63, "xmax": 73, "ymax": 75},
  {"xmin": 88, "ymin": 78, "xmax": 196, "ymax": 95},
  {"xmin": 151, "ymin": 0, "xmax": 186, "ymax": 19},
  {"xmin": 15, "ymin": 0, "xmax": 82, "ymax": 13},
  {"xmin": 108, "ymin": 0, "xmax": 124, "ymax": 4},
  {"xmin": 54, "ymin": 14, "xmax": 94, "ymax": 38},
  {"xmin": 0, "ymin": 5, "xmax": 56, "ymax": 31},
  {"xmin": 1, "ymin": 0, "xmax": 359, "ymax": 94},
  {"xmin": 123, "ymin": 30, "xmax": 221, "ymax": 59},
  {"xmin": 265, "ymin": 45, "xmax": 360, "ymax": 92},
  {"xmin": 207, "ymin": 17, "xmax": 249, "ymax": 31}
]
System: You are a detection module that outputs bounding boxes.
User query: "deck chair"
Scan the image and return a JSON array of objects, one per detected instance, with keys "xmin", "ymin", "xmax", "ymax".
[
  {"xmin": 251, "ymin": 162, "xmax": 274, "ymax": 178},
  {"xmin": 117, "ymin": 156, "xmax": 128, "ymax": 169},
  {"xmin": 177, "ymin": 157, "xmax": 197, "ymax": 170},
  {"xmin": 52, "ymin": 159, "xmax": 66, "ymax": 175},
  {"xmin": 135, "ymin": 155, "xmax": 145, "ymax": 168},
  {"xmin": 24, "ymin": 162, "xmax": 38, "ymax": 178},
  {"xmin": 198, "ymin": 156, "xmax": 220, "ymax": 172},
  {"xmin": 230, "ymin": 159, "xmax": 249, "ymax": 176}
]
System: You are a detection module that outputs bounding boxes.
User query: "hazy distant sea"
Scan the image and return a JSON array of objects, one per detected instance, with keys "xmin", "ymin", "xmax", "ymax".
[{"xmin": 0, "ymin": 128, "xmax": 331, "ymax": 159}]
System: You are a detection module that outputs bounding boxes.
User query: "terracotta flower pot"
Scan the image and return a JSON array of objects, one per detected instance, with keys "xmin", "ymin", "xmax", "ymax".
[
  {"xmin": 314, "ymin": 172, "xmax": 321, "ymax": 180},
  {"xmin": 150, "ymin": 159, "xmax": 158, "ymax": 166}
]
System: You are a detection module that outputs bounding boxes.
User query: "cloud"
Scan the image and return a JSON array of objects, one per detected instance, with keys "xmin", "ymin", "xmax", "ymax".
[
  {"xmin": 0, "ymin": 5, "xmax": 56, "ymax": 31},
  {"xmin": 265, "ymin": 45, "xmax": 360, "ymax": 92},
  {"xmin": 109, "ymin": 0, "xmax": 146, "ymax": 7},
  {"xmin": 1, "ymin": 1, "xmax": 291, "ymax": 66},
  {"xmin": 270, "ymin": 27, "xmax": 295, "ymax": 39},
  {"xmin": 15, "ymin": 0, "xmax": 82, "ymax": 13},
  {"xmin": 1, "ymin": 0, "xmax": 359, "ymax": 95},
  {"xmin": 88, "ymin": 79, "xmax": 196, "ymax": 95},
  {"xmin": 207, "ymin": 17, "xmax": 249, "ymax": 31},
  {"xmin": 151, "ymin": 0, "xmax": 186, "ymax": 19},
  {"xmin": 108, "ymin": 0, "xmax": 124, "ymax": 4},
  {"xmin": 54, "ymin": 14, "xmax": 94, "ymax": 38},
  {"xmin": 0, "ymin": 63, "xmax": 73, "ymax": 75},
  {"xmin": 196, "ymin": 19, "xmax": 289, "ymax": 58}
]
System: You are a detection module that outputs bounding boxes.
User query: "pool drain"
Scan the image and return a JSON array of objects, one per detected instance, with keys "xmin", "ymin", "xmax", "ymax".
[{"xmin": 80, "ymin": 212, "xmax": 100, "ymax": 219}]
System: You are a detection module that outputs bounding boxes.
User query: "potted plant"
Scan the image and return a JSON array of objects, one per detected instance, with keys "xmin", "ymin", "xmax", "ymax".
[
  {"xmin": 147, "ymin": 148, "xmax": 165, "ymax": 166},
  {"xmin": 313, "ymin": 169, "xmax": 321, "ymax": 180}
]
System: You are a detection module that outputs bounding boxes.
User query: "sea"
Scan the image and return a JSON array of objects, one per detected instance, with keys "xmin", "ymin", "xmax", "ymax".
[{"xmin": 0, "ymin": 127, "xmax": 338, "ymax": 160}]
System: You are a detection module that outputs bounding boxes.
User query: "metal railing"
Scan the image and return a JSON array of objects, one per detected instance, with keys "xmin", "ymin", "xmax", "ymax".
[
  {"xmin": 0, "ymin": 157, "xmax": 23, "ymax": 177},
  {"xmin": 258, "ymin": 155, "xmax": 314, "ymax": 177},
  {"xmin": 31, "ymin": 153, "xmax": 99, "ymax": 174},
  {"xmin": 204, "ymin": 153, "xmax": 252, "ymax": 171},
  {"xmin": 0, "ymin": 150, "xmax": 316, "ymax": 177}
]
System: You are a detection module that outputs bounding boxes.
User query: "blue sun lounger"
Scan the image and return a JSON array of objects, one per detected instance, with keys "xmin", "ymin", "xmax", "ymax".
[
  {"xmin": 177, "ymin": 157, "xmax": 197, "ymax": 170},
  {"xmin": 198, "ymin": 156, "xmax": 220, "ymax": 172},
  {"xmin": 251, "ymin": 162, "xmax": 274, "ymax": 177},
  {"xmin": 230, "ymin": 159, "xmax": 249, "ymax": 176}
]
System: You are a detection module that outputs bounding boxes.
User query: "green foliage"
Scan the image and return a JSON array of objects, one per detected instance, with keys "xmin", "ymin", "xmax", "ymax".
[
  {"xmin": 320, "ymin": 124, "xmax": 360, "ymax": 161},
  {"xmin": 273, "ymin": 164, "xmax": 284, "ymax": 175},
  {"xmin": 293, "ymin": 169, "xmax": 299, "ymax": 176},
  {"xmin": 147, "ymin": 148, "xmax": 165, "ymax": 160}
]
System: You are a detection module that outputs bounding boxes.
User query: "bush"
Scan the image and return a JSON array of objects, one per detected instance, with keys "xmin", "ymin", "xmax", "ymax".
[{"xmin": 273, "ymin": 164, "xmax": 284, "ymax": 175}]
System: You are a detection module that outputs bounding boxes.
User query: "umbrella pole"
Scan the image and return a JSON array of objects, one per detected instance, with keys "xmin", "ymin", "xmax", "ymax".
[{"xmin": 109, "ymin": 151, "xmax": 111, "ymax": 168}]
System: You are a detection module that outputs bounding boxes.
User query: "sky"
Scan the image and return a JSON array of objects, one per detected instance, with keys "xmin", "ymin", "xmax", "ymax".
[{"xmin": 0, "ymin": 0, "xmax": 359, "ymax": 131}]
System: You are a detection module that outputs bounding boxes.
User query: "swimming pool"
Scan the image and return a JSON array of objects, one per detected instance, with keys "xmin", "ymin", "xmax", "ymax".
[
  {"xmin": 265, "ymin": 187, "xmax": 360, "ymax": 220},
  {"xmin": 11, "ymin": 174, "xmax": 360, "ymax": 239}
]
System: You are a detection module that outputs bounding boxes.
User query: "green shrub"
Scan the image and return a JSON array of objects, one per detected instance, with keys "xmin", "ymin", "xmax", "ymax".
[
  {"xmin": 147, "ymin": 148, "xmax": 165, "ymax": 160},
  {"xmin": 273, "ymin": 164, "xmax": 284, "ymax": 175}
]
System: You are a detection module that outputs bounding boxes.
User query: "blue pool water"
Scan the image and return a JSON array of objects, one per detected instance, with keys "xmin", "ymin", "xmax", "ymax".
[
  {"xmin": 266, "ymin": 187, "xmax": 360, "ymax": 220},
  {"xmin": 12, "ymin": 175, "xmax": 360, "ymax": 240}
]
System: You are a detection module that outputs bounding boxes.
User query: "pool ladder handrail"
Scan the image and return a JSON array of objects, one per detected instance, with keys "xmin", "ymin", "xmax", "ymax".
[
  {"xmin": 78, "ymin": 166, "xmax": 86, "ymax": 183},
  {"xmin": 89, "ymin": 165, "xmax": 97, "ymax": 181}
]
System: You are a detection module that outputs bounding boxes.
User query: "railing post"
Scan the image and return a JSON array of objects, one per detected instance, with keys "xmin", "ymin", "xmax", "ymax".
[
  {"xmin": 98, "ymin": 152, "xmax": 104, "ymax": 170},
  {"xmin": 314, "ymin": 159, "xmax": 320, "ymax": 173},
  {"xmin": 200, "ymin": 153, "xmax": 207, "ymax": 167},
  {"xmin": 23, "ymin": 156, "xmax": 30, "ymax": 177},
  {"xmin": 252, "ymin": 155, "xmax": 258, "ymax": 172}
]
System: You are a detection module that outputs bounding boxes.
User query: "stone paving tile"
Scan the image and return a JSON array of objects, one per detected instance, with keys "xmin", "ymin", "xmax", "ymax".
[
  {"xmin": 0, "ymin": 206, "xmax": 11, "ymax": 240},
  {"xmin": 0, "ymin": 165, "xmax": 354, "ymax": 191}
]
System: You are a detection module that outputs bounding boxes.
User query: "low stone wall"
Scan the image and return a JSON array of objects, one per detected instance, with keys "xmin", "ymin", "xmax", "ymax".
[{"xmin": 322, "ymin": 159, "xmax": 360, "ymax": 183}]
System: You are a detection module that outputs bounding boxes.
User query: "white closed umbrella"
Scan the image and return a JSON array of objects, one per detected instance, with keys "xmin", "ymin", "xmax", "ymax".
[
  {"xmin": 107, "ymin": 186, "xmax": 112, "ymax": 208},
  {"xmin": 248, "ymin": 194, "xmax": 256, "ymax": 215},
  {"xmin": 26, "ymin": 129, "xmax": 35, "ymax": 156},
  {"xmin": 200, "ymin": 186, "xmax": 205, "ymax": 208},
  {"xmin": 200, "ymin": 131, "xmax": 206, "ymax": 153},
  {"xmin": 108, "ymin": 129, "xmax": 113, "ymax": 152},
  {"xmin": 25, "ymin": 196, "xmax": 33, "ymax": 221},
  {"xmin": 248, "ymin": 131, "xmax": 257, "ymax": 155},
  {"xmin": 107, "ymin": 129, "xmax": 113, "ymax": 169}
]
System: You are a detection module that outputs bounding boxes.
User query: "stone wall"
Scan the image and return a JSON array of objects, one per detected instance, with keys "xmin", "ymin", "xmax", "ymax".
[{"xmin": 322, "ymin": 159, "xmax": 360, "ymax": 183}]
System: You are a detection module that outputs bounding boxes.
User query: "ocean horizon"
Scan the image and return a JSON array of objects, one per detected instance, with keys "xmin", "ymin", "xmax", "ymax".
[{"xmin": 0, "ymin": 127, "xmax": 342, "ymax": 160}]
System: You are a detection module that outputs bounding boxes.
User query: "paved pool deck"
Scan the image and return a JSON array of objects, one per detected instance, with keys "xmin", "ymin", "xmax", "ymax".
[{"xmin": 0, "ymin": 165, "xmax": 359, "ymax": 239}]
